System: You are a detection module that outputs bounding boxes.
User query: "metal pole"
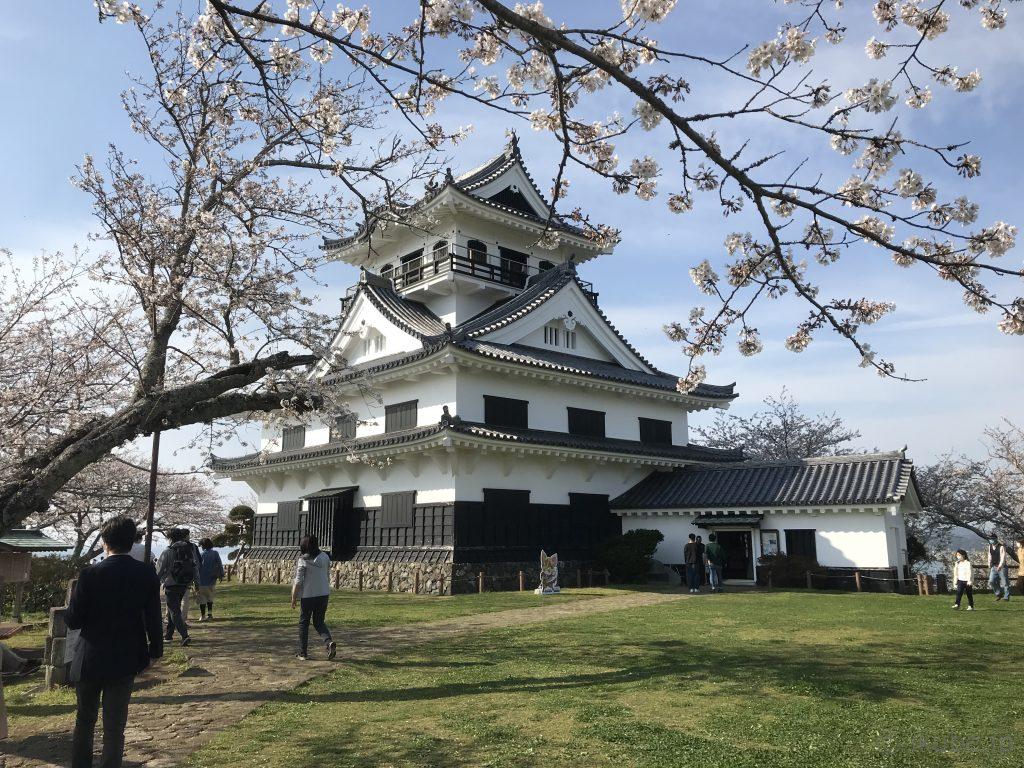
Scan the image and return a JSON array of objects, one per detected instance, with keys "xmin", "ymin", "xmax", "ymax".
[{"xmin": 143, "ymin": 431, "xmax": 161, "ymax": 564}]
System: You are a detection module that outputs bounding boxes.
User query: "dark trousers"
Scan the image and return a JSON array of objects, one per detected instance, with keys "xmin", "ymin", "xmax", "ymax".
[
  {"xmin": 297, "ymin": 595, "xmax": 332, "ymax": 655},
  {"xmin": 164, "ymin": 585, "xmax": 189, "ymax": 640},
  {"xmin": 685, "ymin": 564, "xmax": 701, "ymax": 590},
  {"xmin": 72, "ymin": 674, "xmax": 134, "ymax": 768},
  {"xmin": 955, "ymin": 579, "xmax": 974, "ymax": 608}
]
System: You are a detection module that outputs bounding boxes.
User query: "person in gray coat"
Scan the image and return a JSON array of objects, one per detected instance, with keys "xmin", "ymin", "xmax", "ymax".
[
  {"xmin": 156, "ymin": 528, "xmax": 201, "ymax": 646},
  {"xmin": 291, "ymin": 534, "xmax": 336, "ymax": 661}
]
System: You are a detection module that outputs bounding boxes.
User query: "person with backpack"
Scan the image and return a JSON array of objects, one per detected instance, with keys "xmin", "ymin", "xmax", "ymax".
[
  {"xmin": 292, "ymin": 534, "xmax": 337, "ymax": 661},
  {"xmin": 157, "ymin": 528, "xmax": 200, "ymax": 646},
  {"xmin": 704, "ymin": 532, "xmax": 727, "ymax": 593},
  {"xmin": 197, "ymin": 538, "xmax": 224, "ymax": 621}
]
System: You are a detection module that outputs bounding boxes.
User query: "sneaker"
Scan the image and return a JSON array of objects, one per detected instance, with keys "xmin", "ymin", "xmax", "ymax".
[
  {"xmin": 967, "ymin": 606, "xmax": 975, "ymax": 611},
  {"xmin": 327, "ymin": 641, "xmax": 337, "ymax": 660},
  {"xmin": 181, "ymin": 637, "xmax": 192, "ymax": 647},
  {"xmin": 952, "ymin": 604, "xmax": 960, "ymax": 609},
  {"xmin": 296, "ymin": 653, "xmax": 308, "ymax": 661},
  {"xmin": 995, "ymin": 596, "xmax": 1003, "ymax": 601}
]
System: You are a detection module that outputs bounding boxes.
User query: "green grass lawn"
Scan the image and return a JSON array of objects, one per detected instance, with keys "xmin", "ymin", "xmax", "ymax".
[
  {"xmin": 211, "ymin": 581, "xmax": 609, "ymax": 628},
  {"xmin": 1, "ymin": 583, "xmax": 607, "ymax": 718},
  {"xmin": 190, "ymin": 591, "xmax": 1024, "ymax": 768}
]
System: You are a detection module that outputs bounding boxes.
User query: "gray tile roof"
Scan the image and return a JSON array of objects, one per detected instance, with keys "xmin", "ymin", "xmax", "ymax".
[
  {"xmin": 611, "ymin": 452, "xmax": 916, "ymax": 510},
  {"xmin": 0, "ymin": 529, "xmax": 72, "ymax": 552},
  {"xmin": 459, "ymin": 340, "xmax": 736, "ymax": 399},
  {"xmin": 211, "ymin": 419, "xmax": 742, "ymax": 473},
  {"xmin": 358, "ymin": 271, "xmax": 448, "ymax": 338},
  {"xmin": 324, "ymin": 138, "xmax": 588, "ymax": 251},
  {"xmin": 322, "ymin": 261, "xmax": 737, "ymax": 400}
]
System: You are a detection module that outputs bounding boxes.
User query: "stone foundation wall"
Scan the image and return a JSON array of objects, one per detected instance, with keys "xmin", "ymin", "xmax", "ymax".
[
  {"xmin": 231, "ymin": 559, "xmax": 453, "ymax": 596},
  {"xmin": 230, "ymin": 558, "xmax": 610, "ymax": 596}
]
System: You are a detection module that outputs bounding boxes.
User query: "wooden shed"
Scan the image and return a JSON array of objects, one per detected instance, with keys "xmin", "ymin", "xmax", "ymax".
[{"xmin": 0, "ymin": 529, "xmax": 71, "ymax": 623}]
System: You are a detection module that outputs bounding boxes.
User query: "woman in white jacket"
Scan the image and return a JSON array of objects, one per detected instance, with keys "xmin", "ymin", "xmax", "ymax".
[
  {"xmin": 291, "ymin": 535, "xmax": 337, "ymax": 660},
  {"xmin": 952, "ymin": 549, "xmax": 975, "ymax": 611}
]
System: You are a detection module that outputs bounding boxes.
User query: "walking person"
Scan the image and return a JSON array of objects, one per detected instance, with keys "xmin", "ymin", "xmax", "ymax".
[
  {"xmin": 66, "ymin": 516, "xmax": 163, "ymax": 768},
  {"xmin": 683, "ymin": 534, "xmax": 701, "ymax": 594},
  {"xmin": 197, "ymin": 538, "xmax": 224, "ymax": 622},
  {"xmin": 952, "ymin": 550, "xmax": 975, "ymax": 611},
  {"xmin": 1016, "ymin": 537, "xmax": 1024, "ymax": 597},
  {"xmin": 156, "ymin": 528, "xmax": 200, "ymax": 646},
  {"xmin": 704, "ymin": 532, "xmax": 726, "ymax": 593},
  {"xmin": 181, "ymin": 533, "xmax": 203, "ymax": 622},
  {"xmin": 292, "ymin": 534, "xmax": 337, "ymax": 661},
  {"xmin": 128, "ymin": 531, "xmax": 146, "ymax": 563},
  {"xmin": 695, "ymin": 535, "xmax": 707, "ymax": 590},
  {"xmin": 987, "ymin": 534, "xmax": 1011, "ymax": 601}
]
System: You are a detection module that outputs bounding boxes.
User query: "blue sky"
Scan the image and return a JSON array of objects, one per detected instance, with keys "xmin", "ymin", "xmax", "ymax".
[{"xmin": 1, "ymin": 2, "xmax": 1022, "ymax": 505}]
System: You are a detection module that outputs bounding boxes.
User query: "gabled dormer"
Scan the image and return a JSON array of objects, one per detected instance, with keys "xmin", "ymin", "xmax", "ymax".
[{"xmin": 323, "ymin": 135, "xmax": 614, "ymax": 326}]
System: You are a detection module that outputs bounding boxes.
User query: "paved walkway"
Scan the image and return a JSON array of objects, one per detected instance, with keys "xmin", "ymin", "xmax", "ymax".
[{"xmin": 4, "ymin": 590, "xmax": 684, "ymax": 767}]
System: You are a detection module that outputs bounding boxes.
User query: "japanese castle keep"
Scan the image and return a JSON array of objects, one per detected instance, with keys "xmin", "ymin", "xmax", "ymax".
[{"xmin": 213, "ymin": 139, "xmax": 918, "ymax": 593}]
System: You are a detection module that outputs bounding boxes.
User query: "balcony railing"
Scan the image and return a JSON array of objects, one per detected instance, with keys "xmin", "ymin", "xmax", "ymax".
[
  {"xmin": 383, "ymin": 242, "xmax": 595, "ymax": 296},
  {"xmin": 387, "ymin": 244, "xmax": 534, "ymax": 291}
]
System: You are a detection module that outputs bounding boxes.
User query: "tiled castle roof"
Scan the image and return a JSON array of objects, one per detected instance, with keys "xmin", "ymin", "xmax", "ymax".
[
  {"xmin": 323, "ymin": 137, "xmax": 591, "ymax": 252},
  {"xmin": 611, "ymin": 452, "xmax": 917, "ymax": 510},
  {"xmin": 323, "ymin": 261, "xmax": 736, "ymax": 401},
  {"xmin": 211, "ymin": 418, "xmax": 743, "ymax": 474}
]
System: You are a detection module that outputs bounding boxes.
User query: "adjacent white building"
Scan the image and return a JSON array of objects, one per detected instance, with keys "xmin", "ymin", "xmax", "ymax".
[{"xmin": 213, "ymin": 138, "xmax": 916, "ymax": 592}]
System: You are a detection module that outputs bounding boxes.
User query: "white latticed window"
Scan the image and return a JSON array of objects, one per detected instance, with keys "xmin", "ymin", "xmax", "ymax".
[
  {"xmin": 565, "ymin": 330, "xmax": 577, "ymax": 350},
  {"xmin": 543, "ymin": 324, "xmax": 560, "ymax": 346}
]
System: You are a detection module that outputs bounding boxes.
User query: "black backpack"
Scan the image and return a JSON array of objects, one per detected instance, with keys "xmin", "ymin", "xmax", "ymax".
[{"xmin": 169, "ymin": 544, "xmax": 196, "ymax": 583}]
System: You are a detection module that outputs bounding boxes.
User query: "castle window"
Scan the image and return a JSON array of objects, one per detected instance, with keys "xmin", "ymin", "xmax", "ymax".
[
  {"xmin": 363, "ymin": 334, "xmax": 385, "ymax": 356},
  {"xmin": 432, "ymin": 239, "xmax": 448, "ymax": 262},
  {"xmin": 564, "ymin": 330, "xmax": 577, "ymax": 350},
  {"xmin": 385, "ymin": 400, "xmax": 418, "ymax": 433},
  {"xmin": 276, "ymin": 500, "xmax": 303, "ymax": 530},
  {"xmin": 329, "ymin": 413, "xmax": 357, "ymax": 442},
  {"xmin": 567, "ymin": 407, "xmax": 605, "ymax": 439},
  {"xmin": 543, "ymin": 324, "xmax": 560, "ymax": 346},
  {"xmin": 785, "ymin": 529, "xmax": 817, "ymax": 560},
  {"xmin": 380, "ymin": 491, "xmax": 416, "ymax": 528},
  {"xmin": 484, "ymin": 395, "xmax": 529, "ymax": 430},
  {"xmin": 467, "ymin": 239, "xmax": 488, "ymax": 264},
  {"xmin": 639, "ymin": 417, "xmax": 672, "ymax": 446},
  {"xmin": 281, "ymin": 425, "xmax": 306, "ymax": 451}
]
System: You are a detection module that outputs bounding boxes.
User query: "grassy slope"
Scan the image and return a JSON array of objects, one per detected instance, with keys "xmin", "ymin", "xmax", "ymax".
[
  {"xmin": 191, "ymin": 591, "xmax": 1024, "ymax": 768},
  {"xmin": 2, "ymin": 583, "xmax": 604, "ymax": 723}
]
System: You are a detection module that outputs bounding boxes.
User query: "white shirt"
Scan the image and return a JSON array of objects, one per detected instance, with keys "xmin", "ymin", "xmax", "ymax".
[
  {"xmin": 294, "ymin": 552, "xmax": 331, "ymax": 599},
  {"xmin": 129, "ymin": 542, "xmax": 147, "ymax": 562},
  {"xmin": 954, "ymin": 560, "xmax": 972, "ymax": 583}
]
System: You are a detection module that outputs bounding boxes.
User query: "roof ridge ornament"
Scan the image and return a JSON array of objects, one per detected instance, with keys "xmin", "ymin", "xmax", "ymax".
[{"xmin": 506, "ymin": 129, "xmax": 519, "ymax": 157}]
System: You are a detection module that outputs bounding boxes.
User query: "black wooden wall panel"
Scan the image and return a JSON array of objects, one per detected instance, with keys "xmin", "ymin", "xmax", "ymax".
[
  {"xmin": 384, "ymin": 400, "xmax": 418, "ymax": 432},
  {"xmin": 567, "ymin": 407, "xmax": 606, "ymax": 438}
]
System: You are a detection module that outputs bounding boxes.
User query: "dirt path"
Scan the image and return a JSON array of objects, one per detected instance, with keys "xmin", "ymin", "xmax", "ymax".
[{"xmin": 4, "ymin": 590, "xmax": 685, "ymax": 767}]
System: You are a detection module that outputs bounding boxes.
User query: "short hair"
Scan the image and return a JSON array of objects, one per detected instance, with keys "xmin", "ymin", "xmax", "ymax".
[
  {"xmin": 101, "ymin": 516, "xmax": 138, "ymax": 554},
  {"xmin": 688, "ymin": 533, "xmax": 696, "ymax": 541},
  {"xmin": 168, "ymin": 527, "xmax": 189, "ymax": 543},
  {"xmin": 300, "ymin": 534, "xmax": 321, "ymax": 559},
  {"xmin": 955, "ymin": 549, "xmax": 969, "ymax": 559},
  {"xmin": 708, "ymin": 532, "xmax": 717, "ymax": 542},
  {"xmin": 199, "ymin": 537, "xmax": 214, "ymax": 550},
  {"xmin": 696, "ymin": 535, "xmax": 703, "ymax": 541}
]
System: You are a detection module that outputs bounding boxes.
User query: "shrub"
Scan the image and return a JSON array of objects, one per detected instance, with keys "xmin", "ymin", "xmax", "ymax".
[
  {"xmin": 1, "ymin": 555, "xmax": 80, "ymax": 615},
  {"xmin": 597, "ymin": 529, "xmax": 665, "ymax": 583},
  {"xmin": 756, "ymin": 552, "xmax": 823, "ymax": 587}
]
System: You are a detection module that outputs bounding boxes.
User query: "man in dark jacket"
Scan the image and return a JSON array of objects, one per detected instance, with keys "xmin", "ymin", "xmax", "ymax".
[
  {"xmin": 156, "ymin": 528, "xmax": 201, "ymax": 645},
  {"xmin": 683, "ymin": 534, "xmax": 701, "ymax": 593},
  {"xmin": 67, "ymin": 516, "xmax": 163, "ymax": 768}
]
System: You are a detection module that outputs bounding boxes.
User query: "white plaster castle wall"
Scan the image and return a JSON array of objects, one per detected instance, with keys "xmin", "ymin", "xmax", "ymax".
[
  {"xmin": 623, "ymin": 507, "xmax": 905, "ymax": 571},
  {"xmin": 452, "ymin": 452, "xmax": 651, "ymax": 505},
  {"xmin": 456, "ymin": 370, "xmax": 689, "ymax": 443}
]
